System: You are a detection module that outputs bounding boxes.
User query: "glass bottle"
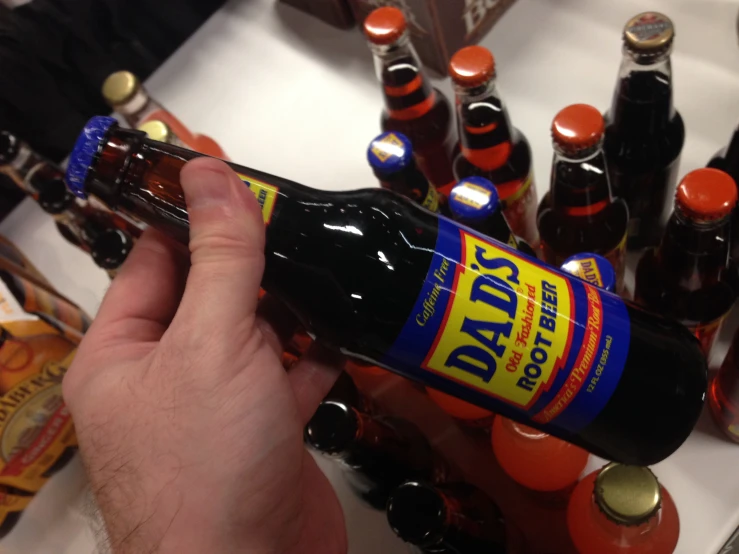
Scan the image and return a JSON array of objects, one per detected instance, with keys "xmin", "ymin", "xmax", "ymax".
[
  {"xmin": 709, "ymin": 327, "xmax": 739, "ymax": 442},
  {"xmin": 304, "ymin": 400, "xmax": 448, "ymax": 509},
  {"xmin": 364, "ymin": 7, "xmax": 456, "ymax": 195},
  {"xmin": 603, "ymin": 12, "xmax": 684, "ymax": 251},
  {"xmin": 450, "ymin": 46, "xmax": 538, "ymax": 249},
  {"xmin": 634, "ymin": 168, "xmax": 737, "ymax": 355},
  {"xmin": 386, "ymin": 481, "xmax": 509, "ymax": 554},
  {"xmin": 567, "ymin": 463, "xmax": 679, "ymax": 554},
  {"xmin": 538, "ymin": 103, "xmax": 629, "ymax": 292}
]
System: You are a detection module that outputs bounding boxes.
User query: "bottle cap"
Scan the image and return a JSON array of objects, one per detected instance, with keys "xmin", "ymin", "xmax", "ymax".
[
  {"xmin": 551, "ymin": 104, "xmax": 605, "ymax": 153},
  {"xmin": 449, "ymin": 177, "xmax": 501, "ymax": 223},
  {"xmin": 304, "ymin": 400, "xmax": 359, "ymax": 455},
  {"xmin": 624, "ymin": 12, "xmax": 674, "ymax": 54},
  {"xmin": 449, "ymin": 46, "xmax": 496, "ymax": 88},
  {"xmin": 0, "ymin": 131, "xmax": 20, "ymax": 165},
  {"xmin": 676, "ymin": 168, "xmax": 737, "ymax": 221},
  {"xmin": 363, "ymin": 7, "xmax": 407, "ymax": 45},
  {"xmin": 367, "ymin": 132, "xmax": 414, "ymax": 177},
  {"xmin": 92, "ymin": 229, "xmax": 134, "ymax": 270},
  {"xmin": 36, "ymin": 179, "xmax": 76, "ymax": 215},
  {"xmin": 66, "ymin": 116, "xmax": 119, "ymax": 199},
  {"xmin": 138, "ymin": 120, "xmax": 174, "ymax": 144},
  {"xmin": 595, "ymin": 463, "xmax": 661, "ymax": 526},
  {"xmin": 386, "ymin": 481, "xmax": 445, "ymax": 546},
  {"xmin": 561, "ymin": 253, "xmax": 616, "ymax": 293},
  {"xmin": 102, "ymin": 71, "xmax": 141, "ymax": 107}
]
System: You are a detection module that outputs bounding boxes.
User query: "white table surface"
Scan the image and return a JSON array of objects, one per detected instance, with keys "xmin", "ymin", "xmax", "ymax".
[{"xmin": 1, "ymin": 0, "xmax": 739, "ymax": 552}]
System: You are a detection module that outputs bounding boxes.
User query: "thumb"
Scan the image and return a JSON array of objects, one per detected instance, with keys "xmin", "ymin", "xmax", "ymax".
[{"xmin": 174, "ymin": 157, "xmax": 265, "ymax": 332}]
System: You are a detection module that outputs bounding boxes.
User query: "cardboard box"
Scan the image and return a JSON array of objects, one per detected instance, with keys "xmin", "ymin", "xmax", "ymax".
[
  {"xmin": 280, "ymin": 0, "xmax": 355, "ymax": 29},
  {"xmin": 348, "ymin": 0, "xmax": 517, "ymax": 75}
]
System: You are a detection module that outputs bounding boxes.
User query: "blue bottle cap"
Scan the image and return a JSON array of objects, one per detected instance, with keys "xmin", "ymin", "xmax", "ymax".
[
  {"xmin": 65, "ymin": 116, "xmax": 119, "ymax": 199},
  {"xmin": 448, "ymin": 177, "xmax": 500, "ymax": 222},
  {"xmin": 561, "ymin": 253, "xmax": 616, "ymax": 293},
  {"xmin": 367, "ymin": 132, "xmax": 414, "ymax": 177}
]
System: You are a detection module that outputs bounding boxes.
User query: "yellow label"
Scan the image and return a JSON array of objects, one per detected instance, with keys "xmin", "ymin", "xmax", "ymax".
[
  {"xmin": 421, "ymin": 185, "xmax": 440, "ymax": 213},
  {"xmin": 237, "ymin": 174, "xmax": 279, "ymax": 225},
  {"xmin": 423, "ymin": 233, "xmax": 572, "ymax": 409}
]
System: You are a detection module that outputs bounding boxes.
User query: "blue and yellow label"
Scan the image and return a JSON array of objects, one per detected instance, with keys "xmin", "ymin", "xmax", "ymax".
[
  {"xmin": 383, "ymin": 218, "xmax": 630, "ymax": 433},
  {"xmin": 237, "ymin": 174, "xmax": 279, "ymax": 224},
  {"xmin": 561, "ymin": 253, "xmax": 616, "ymax": 293}
]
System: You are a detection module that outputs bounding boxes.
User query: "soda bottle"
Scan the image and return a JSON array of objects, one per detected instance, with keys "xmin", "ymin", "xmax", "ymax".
[
  {"xmin": 538, "ymin": 104, "xmax": 629, "ymax": 292},
  {"xmin": 0, "ymin": 130, "xmax": 66, "ymax": 198},
  {"xmin": 101, "ymin": 71, "xmax": 228, "ymax": 159},
  {"xmin": 386, "ymin": 481, "xmax": 509, "ymax": 554},
  {"xmin": 707, "ymin": 120, "xmax": 739, "ymax": 278},
  {"xmin": 138, "ymin": 120, "xmax": 188, "ymax": 149},
  {"xmin": 567, "ymin": 463, "xmax": 679, "ymax": 554},
  {"xmin": 0, "ymin": 486, "xmax": 32, "ymax": 538},
  {"xmin": 448, "ymin": 176, "xmax": 537, "ymax": 258},
  {"xmin": 561, "ymin": 253, "xmax": 617, "ymax": 294},
  {"xmin": 603, "ymin": 12, "xmax": 684, "ymax": 251},
  {"xmin": 367, "ymin": 131, "xmax": 442, "ymax": 214},
  {"xmin": 634, "ymin": 168, "xmax": 736, "ymax": 355},
  {"xmin": 492, "ymin": 415, "xmax": 588, "ymax": 494},
  {"xmin": 450, "ymin": 46, "xmax": 539, "ymax": 249},
  {"xmin": 304, "ymin": 400, "xmax": 448, "ymax": 509},
  {"xmin": 35, "ymin": 179, "xmax": 133, "ymax": 277},
  {"xmin": 363, "ymin": 8, "xmax": 456, "ymax": 195},
  {"xmin": 425, "ymin": 386, "xmax": 494, "ymax": 429},
  {"xmin": 65, "ymin": 116, "xmax": 709, "ymax": 465},
  {"xmin": 709, "ymin": 328, "xmax": 739, "ymax": 442}
]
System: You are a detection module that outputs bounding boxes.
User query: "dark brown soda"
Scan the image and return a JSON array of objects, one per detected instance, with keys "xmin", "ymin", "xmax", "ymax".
[
  {"xmin": 634, "ymin": 169, "xmax": 736, "ymax": 354},
  {"xmin": 75, "ymin": 123, "xmax": 707, "ymax": 465}
]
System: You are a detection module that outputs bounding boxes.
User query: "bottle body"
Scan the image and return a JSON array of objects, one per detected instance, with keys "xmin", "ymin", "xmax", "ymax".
[
  {"xmin": 567, "ymin": 468, "xmax": 679, "ymax": 554},
  {"xmin": 67, "ymin": 118, "xmax": 708, "ymax": 465},
  {"xmin": 634, "ymin": 169, "xmax": 736, "ymax": 355},
  {"xmin": 378, "ymin": 72, "xmax": 456, "ymax": 195},
  {"xmin": 491, "ymin": 416, "xmax": 588, "ymax": 492},
  {"xmin": 709, "ymin": 330, "xmax": 739, "ymax": 442},
  {"xmin": 707, "ymin": 127, "xmax": 739, "ymax": 279},
  {"xmin": 603, "ymin": 17, "xmax": 684, "ymax": 251}
]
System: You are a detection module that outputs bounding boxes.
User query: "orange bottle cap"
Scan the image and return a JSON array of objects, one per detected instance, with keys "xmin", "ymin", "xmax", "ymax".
[
  {"xmin": 364, "ymin": 7, "xmax": 407, "ymax": 45},
  {"xmin": 449, "ymin": 46, "xmax": 496, "ymax": 87},
  {"xmin": 676, "ymin": 168, "xmax": 737, "ymax": 221},
  {"xmin": 551, "ymin": 104, "xmax": 605, "ymax": 152}
]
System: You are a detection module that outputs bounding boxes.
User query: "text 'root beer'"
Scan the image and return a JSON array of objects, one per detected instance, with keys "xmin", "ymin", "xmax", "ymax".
[{"xmin": 65, "ymin": 115, "xmax": 707, "ymax": 465}]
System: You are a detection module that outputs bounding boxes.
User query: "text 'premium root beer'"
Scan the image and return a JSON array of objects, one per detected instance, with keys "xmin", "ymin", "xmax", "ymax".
[{"xmin": 66, "ymin": 116, "xmax": 708, "ymax": 465}]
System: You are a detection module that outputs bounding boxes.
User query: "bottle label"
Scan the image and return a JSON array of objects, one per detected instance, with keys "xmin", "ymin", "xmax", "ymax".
[
  {"xmin": 421, "ymin": 185, "xmax": 440, "ymax": 213},
  {"xmin": 382, "ymin": 218, "xmax": 631, "ymax": 434},
  {"xmin": 0, "ymin": 487, "xmax": 31, "ymax": 527},
  {"xmin": 499, "ymin": 174, "xmax": 539, "ymax": 250},
  {"xmin": 237, "ymin": 174, "xmax": 280, "ymax": 224}
]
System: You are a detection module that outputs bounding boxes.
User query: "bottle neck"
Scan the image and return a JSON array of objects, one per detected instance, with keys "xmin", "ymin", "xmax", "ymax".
[
  {"xmin": 456, "ymin": 79, "xmax": 513, "ymax": 172},
  {"xmin": 591, "ymin": 494, "xmax": 659, "ymax": 546},
  {"xmin": 118, "ymin": 88, "xmax": 163, "ymax": 127},
  {"xmin": 550, "ymin": 147, "xmax": 613, "ymax": 216},
  {"xmin": 657, "ymin": 208, "xmax": 731, "ymax": 285},
  {"xmin": 609, "ymin": 49, "xmax": 675, "ymax": 134},
  {"xmin": 372, "ymin": 37, "xmax": 436, "ymax": 121}
]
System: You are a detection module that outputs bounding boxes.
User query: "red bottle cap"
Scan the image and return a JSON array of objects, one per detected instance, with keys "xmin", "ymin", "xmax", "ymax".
[
  {"xmin": 449, "ymin": 46, "xmax": 496, "ymax": 87},
  {"xmin": 551, "ymin": 104, "xmax": 605, "ymax": 152},
  {"xmin": 363, "ymin": 7, "xmax": 407, "ymax": 45},
  {"xmin": 676, "ymin": 168, "xmax": 737, "ymax": 221}
]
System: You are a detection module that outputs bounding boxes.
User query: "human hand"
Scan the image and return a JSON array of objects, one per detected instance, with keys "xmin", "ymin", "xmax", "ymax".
[{"xmin": 63, "ymin": 158, "xmax": 348, "ymax": 554}]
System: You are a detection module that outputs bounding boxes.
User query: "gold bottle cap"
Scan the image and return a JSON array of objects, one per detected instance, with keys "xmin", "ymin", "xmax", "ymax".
[
  {"xmin": 138, "ymin": 120, "xmax": 174, "ymax": 144},
  {"xmin": 102, "ymin": 71, "xmax": 141, "ymax": 107},
  {"xmin": 623, "ymin": 12, "xmax": 674, "ymax": 53},
  {"xmin": 594, "ymin": 463, "xmax": 662, "ymax": 525}
]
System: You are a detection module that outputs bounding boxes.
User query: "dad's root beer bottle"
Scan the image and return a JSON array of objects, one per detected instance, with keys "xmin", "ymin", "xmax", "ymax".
[{"xmin": 65, "ymin": 116, "xmax": 707, "ymax": 465}]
